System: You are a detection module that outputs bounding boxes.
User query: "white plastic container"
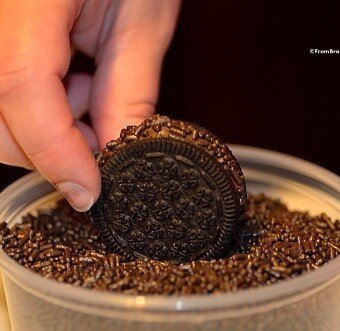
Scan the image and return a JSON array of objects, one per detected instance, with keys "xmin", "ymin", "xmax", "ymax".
[{"xmin": 0, "ymin": 146, "xmax": 339, "ymax": 331}]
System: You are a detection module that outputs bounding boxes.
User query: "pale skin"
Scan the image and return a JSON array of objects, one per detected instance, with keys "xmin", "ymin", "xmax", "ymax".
[{"xmin": 0, "ymin": 0, "xmax": 181, "ymax": 211}]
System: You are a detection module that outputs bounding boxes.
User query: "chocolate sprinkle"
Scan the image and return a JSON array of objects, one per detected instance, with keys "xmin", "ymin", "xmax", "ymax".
[{"xmin": 1, "ymin": 194, "xmax": 339, "ymax": 295}]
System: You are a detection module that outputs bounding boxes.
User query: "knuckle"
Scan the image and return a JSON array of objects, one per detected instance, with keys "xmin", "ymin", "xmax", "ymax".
[
  {"xmin": 24, "ymin": 125, "xmax": 74, "ymax": 165},
  {"xmin": 125, "ymin": 101, "xmax": 155, "ymax": 118},
  {"xmin": 0, "ymin": 56, "xmax": 35, "ymax": 98},
  {"xmin": 24, "ymin": 140, "xmax": 59, "ymax": 164}
]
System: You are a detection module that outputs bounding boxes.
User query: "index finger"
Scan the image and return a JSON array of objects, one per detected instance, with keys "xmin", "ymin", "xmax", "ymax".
[{"xmin": 0, "ymin": 0, "xmax": 100, "ymax": 211}]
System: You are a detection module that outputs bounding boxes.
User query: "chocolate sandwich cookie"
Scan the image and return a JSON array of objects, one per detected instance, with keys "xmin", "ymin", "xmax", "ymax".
[{"xmin": 88, "ymin": 115, "xmax": 246, "ymax": 262}]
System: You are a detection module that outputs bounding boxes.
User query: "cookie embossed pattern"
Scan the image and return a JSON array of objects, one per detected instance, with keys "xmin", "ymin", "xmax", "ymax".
[{"xmin": 89, "ymin": 115, "xmax": 247, "ymax": 262}]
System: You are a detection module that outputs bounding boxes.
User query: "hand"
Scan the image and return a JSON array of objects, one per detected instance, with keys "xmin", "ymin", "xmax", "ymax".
[{"xmin": 0, "ymin": 0, "xmax": 180, "ymax": 211}]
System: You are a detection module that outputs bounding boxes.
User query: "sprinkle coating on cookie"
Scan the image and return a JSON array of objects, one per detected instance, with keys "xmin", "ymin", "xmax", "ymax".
[{"xmin": 90, "ymin": 115, "xmax": 247, "ymax": 261}]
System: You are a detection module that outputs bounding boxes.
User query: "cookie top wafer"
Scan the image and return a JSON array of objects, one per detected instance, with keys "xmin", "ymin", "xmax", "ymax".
[{"xmin": 88, "ymin": 115, "xmax": 246, "ymax": 262}]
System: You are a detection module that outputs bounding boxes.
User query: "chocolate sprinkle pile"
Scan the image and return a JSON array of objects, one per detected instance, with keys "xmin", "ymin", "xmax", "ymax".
[{"xmin": 1, "ymin": 195, "xmax": 339, "ymax": 295}]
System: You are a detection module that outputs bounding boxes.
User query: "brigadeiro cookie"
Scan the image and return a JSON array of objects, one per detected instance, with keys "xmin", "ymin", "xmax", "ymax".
[{"xmin": 88, "ymin": 115, "xmax": 247, "ymax": 262}]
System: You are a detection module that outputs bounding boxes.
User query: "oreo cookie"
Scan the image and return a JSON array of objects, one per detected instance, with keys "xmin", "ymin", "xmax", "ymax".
[{"xmin": 88, "ymin": 115, "xmax": 246, "ymax": 262}]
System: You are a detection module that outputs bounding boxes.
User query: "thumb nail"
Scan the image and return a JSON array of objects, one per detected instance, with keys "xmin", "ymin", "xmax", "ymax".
[{"xmin": 56, "ymin": 181, "xmax": 94, "ymax": 212}]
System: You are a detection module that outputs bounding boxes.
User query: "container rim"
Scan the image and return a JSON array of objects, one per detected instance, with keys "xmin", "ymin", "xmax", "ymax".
[{"xmin": 0, "ymin": 145, "xmax": 339, "ymax": 315}]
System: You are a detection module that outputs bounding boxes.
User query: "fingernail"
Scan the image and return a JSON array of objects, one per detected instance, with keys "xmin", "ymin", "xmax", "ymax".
[{"xmin": 56, "ymin": 181, "xmax": 94, "ymax": 212}]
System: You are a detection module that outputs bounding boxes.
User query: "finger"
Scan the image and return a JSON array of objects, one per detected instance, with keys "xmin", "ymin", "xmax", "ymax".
[
  {"xmin": 0, "ymin": 114, "xmax": 33, "ymax": 169},
  {"xmin": 71, "ymin": 45, "xmax": 77, "ymax": 58},
  {"xmin": 74, "ymin": 120, "xmax": 99, "ymax": 152},
  {"xmin": 71, "ymin": 0, "xmax": 110, "ymax": 57},
  {"xmin": 1, "ymin": 75, "xmax": 100, "ymax": 212},
  {"xmin": 89, "ymin": 0, "xmax": 181, "ymax": 147},
  {"xmin": 65, "ymin": 74, "xmax": 98, "ymax": 150},
  {"xmin": 0, "ymin": 0, "xmax": 100, "ymax": 212},
  {"xmin": 66, "ymin": 73, "xmax": 92, "ymax": 119}
]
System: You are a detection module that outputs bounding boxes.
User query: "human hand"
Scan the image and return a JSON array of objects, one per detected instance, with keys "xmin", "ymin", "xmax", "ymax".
[{"xmin": 0, "ymin": 0, "xmax": 180, "ymax": 211}]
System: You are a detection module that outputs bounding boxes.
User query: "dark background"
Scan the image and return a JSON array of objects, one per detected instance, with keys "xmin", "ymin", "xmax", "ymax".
[{"xmin": 0, "ymin": 1, "xmax": 339, "ymax": 191}]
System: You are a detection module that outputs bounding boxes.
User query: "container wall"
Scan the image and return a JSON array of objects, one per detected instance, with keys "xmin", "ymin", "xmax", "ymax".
[
  {"xmin": 3, "ymin": 272, "xmax": 339, "ymax": 331},
  {"xmin": 0, "ymin": 271, "xmax": 11, "ymax": 331}
]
